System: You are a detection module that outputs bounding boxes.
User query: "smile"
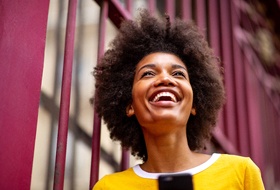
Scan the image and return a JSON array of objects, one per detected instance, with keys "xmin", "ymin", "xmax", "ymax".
[{"xmin": 151, "ymin": 92, "xmax": 178, "ymax": 103}]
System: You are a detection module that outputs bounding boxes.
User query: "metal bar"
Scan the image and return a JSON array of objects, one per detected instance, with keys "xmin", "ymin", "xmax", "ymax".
[
  {"xmin": 148, "ymin": 0, "xmax": 156, "ymax": 13},
  {"xmin": 195, "ymin": 0, "xmax": 206, "ymax": 31},
  {"xmin": 219, "ymin": 0, "xmax": 238, "ymax": 147},
  {"xmin": 94, "ymin": 0, "xmax": 132, "ymax": 29},
  {"xmin": 207, "ymin": 0, "xmax": 227, "ymax": 136},
  {"xmin": 125, "ymin": 0, "xmax": 132, "ymax": 13},
  {"xmin": 206, "ymin": 0, "xmax": 220, "ymax": 50},
  {"xmin": 90, "ymin": 114, "xmax": 102, "ymax": 188},
  {"xmin": 90, "ymin": 0, "xmax": 108, "ymax": 188},
  {"xmin": 165, "ymin": 0, "xmax": 175, "ymax": 21},
  {"xmin": 121, "ymin": 0, "xmax": 131, "ymax": 169},
  {"xmin": 120, "ymin": 0, "xmax": 131, "ymax": 163},
  {"xmin": 181, "ymin": 0, "xmax": 192, "ymax": 20},
  {"xmin": 109, "ymin": 0, "xmax": 132, "ymax": 27},
  {"xmin": 120, "ymin": 149, "xmax": 130, "ymax": 171},
  {"xmin": 53, "ymin": 0, "xmax": 78, "ymax": 189},
  {"xmin": 230, "ymin": 0, "xmax": 250, "ymax": 156}
]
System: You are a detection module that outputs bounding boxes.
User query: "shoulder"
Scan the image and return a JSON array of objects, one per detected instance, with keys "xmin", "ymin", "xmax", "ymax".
[
  {"xmin": 218, "ymin": 154, "xmax": 264, "ymax": 184},
  {"xmin": 95, "ymin": 168, "xmax": 134, "ymax": 182},
  {"xmin": 218, "ymin": 154, "xmax": 259, "ymax": 169},
  {"xmin": 219, "ymin": 153, "xmax": 250, "ymax": 161},
  {"xmin": 199, "ymin": 153, "xmax": 263, "ymax": 180},
  {"xmin": 219, "ymin": 154, "xmax": 265, "ymax": 189},
  {"xmin": 93, "ymin": 168, "xmax": 141, "ymax": 190},
  {"xmin": 193, "ymin": 154, "xmax": 265, "ymax": 189}
]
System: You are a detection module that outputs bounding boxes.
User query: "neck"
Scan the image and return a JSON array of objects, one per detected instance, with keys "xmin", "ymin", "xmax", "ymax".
[{"xmin": 141, "ymin": 129, "xmax": 196, "ymax": 173}]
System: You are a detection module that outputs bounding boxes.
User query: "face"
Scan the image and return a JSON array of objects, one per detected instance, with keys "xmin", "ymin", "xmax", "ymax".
[{"xmin": 127, "ymin": 52, "xmax": 195, "ymax": 135}]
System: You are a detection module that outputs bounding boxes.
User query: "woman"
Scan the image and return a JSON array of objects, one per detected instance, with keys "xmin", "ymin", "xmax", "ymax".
[{"xmin": 92, "ymin": 10, "xmax": 264, "ymax": 190}]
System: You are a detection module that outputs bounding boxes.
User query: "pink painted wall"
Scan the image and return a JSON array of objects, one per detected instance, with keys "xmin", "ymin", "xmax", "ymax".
[{"xmin": 0, "ymin": 1, "xmax": 50, "ymax": 189}]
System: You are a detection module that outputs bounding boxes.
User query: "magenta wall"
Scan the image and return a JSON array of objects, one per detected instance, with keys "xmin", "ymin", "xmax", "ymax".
[{"xmin": 0, "ymin": 1, "xmax": 50, "ymax": 189}]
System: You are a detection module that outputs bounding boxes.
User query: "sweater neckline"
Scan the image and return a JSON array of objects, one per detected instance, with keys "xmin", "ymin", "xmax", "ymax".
[{"xmin": 132, "ymin": 153, "xmax": 221, "ymax": 179}]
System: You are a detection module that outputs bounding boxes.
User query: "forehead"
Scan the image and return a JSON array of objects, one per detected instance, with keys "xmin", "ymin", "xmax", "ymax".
[{"xmin": 136, "ymin": 52, "xmax": 186, "ymax": 69}]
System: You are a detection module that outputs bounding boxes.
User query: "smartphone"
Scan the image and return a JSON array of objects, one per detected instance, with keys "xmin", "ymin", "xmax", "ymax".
[{"xmin": 158, "ymin": 173, "xmax": 193, "ymax": 190}]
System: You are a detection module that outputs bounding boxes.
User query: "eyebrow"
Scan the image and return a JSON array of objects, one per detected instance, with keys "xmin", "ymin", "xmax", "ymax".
[
  {"xmin": 172, "ymin": 64, "xmax": 187, "ymax": 71},
  {"xmin": 137, "ymin": 63, "xmax": 156, "ymax": 73},
  {"xmin": 137, "ymin": 63, "xmax": 187, "ymax": 74}
]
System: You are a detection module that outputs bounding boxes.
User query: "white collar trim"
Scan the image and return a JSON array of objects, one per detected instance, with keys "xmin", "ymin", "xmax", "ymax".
[{"xmin": 133, "ymin": 153, "xmax": 221, "ymax": 179}]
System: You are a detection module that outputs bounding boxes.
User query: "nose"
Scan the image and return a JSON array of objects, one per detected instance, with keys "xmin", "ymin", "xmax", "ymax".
[{"xmin": 153, "ymin": 74, "xmax": 176, "ymax": 87}]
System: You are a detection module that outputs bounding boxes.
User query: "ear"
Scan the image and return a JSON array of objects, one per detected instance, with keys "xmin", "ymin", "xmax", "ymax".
[
  {"xmin": 126, "ymin": 104, "xmax": 134, "ymax": 117},
  {"xmin": 191, "ymin": 108, "xmax": 196, "ymax": 116}
]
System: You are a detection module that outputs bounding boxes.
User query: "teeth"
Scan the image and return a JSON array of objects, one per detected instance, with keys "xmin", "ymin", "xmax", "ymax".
[{"xmin": 152, "ymin": 92, "xmax": 177, "ymax": 102}]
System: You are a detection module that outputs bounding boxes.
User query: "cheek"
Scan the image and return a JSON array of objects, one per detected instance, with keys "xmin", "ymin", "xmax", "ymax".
[
  {"xmin": 131, "ymin": 89, "xmax": 151, "ymax": 124},
  {"xmin": 181, "ymin": 86, "xmax": 194, "ymax": 113},
  {"xmin": 186, "ymin": 85, "xmax": 193, "ymax": 100},
  {"xmin": 131, "ymin": 94, "xmax": 147, "ymax": 115},
  {"xmin": 131, "ymin": 83, "xmax": 147, "ymax": 102},
  {"xmin": 131, "ymin": 86, "xmax": 145, "ymax": 111},
  {"xmin": 131, "ymin": 102, "xmax": 150, "ymax": 127}
]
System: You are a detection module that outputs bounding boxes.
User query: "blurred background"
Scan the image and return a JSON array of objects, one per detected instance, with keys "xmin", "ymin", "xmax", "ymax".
[
  {"xmin": 33, "ymin": 0, "xmax": 280, "ymax": 189},
  {"xmin": 1, "ymin": 0, "xmax": 279, "ymax": 190}
]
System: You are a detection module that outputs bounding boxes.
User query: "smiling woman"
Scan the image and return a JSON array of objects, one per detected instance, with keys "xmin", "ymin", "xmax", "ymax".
[{"xmin": 92, "ymin": 9, "xmax": 264, "ymax": 190}]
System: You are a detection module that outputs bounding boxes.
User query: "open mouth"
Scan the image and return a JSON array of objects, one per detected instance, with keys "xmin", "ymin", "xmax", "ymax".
[{"xmin": 150, "ymin": 92, "xmax": 178, "ymax": 103}]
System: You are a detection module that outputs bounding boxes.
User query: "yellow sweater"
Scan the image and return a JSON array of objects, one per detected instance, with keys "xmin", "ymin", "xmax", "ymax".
[{"xmin": 93, "ymin": 154, "xmax": 265, "ymax": 190}]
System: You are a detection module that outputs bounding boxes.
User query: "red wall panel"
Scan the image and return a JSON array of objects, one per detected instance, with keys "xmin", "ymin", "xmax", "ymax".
[{"xmin": 0, "ymin": 1, "xmax": 50, "ymax": 189}]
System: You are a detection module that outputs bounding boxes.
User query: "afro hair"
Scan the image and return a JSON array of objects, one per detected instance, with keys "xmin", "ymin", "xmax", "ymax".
[{"xmin": 93, "ymin": 9, "xmax": 225, "ymax": 161}]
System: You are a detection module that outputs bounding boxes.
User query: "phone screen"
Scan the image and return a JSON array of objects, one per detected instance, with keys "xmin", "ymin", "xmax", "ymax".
[{"xmin": 158, "ymin": 173, "xmax": 193, "ymax": 190}]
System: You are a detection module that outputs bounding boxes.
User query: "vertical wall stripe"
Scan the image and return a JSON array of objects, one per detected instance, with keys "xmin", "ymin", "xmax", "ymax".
[{"xmin": 0, "ymin": 0, "xmax": 50, "ymax": 189}]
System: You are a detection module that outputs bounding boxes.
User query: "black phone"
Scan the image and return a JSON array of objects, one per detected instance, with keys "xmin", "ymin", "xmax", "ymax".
[{"xmin": 158, "ymin": 173, "xmax": 193, "ymax": 190}]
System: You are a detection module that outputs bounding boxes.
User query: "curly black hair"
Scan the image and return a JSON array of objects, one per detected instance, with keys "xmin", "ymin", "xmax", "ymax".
[{"xmin": 93, "ymin": 10, "xmax": 225, "ymax": 161}]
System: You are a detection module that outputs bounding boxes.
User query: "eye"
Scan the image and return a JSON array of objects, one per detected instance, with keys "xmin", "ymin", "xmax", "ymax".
[
  {"xmin": 172, "ymin": 71, "xmax": 186, "ymax": 78},
  {"xmin": 140, "ymin": 71, "xmax": 155, "ymax": 78}
]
